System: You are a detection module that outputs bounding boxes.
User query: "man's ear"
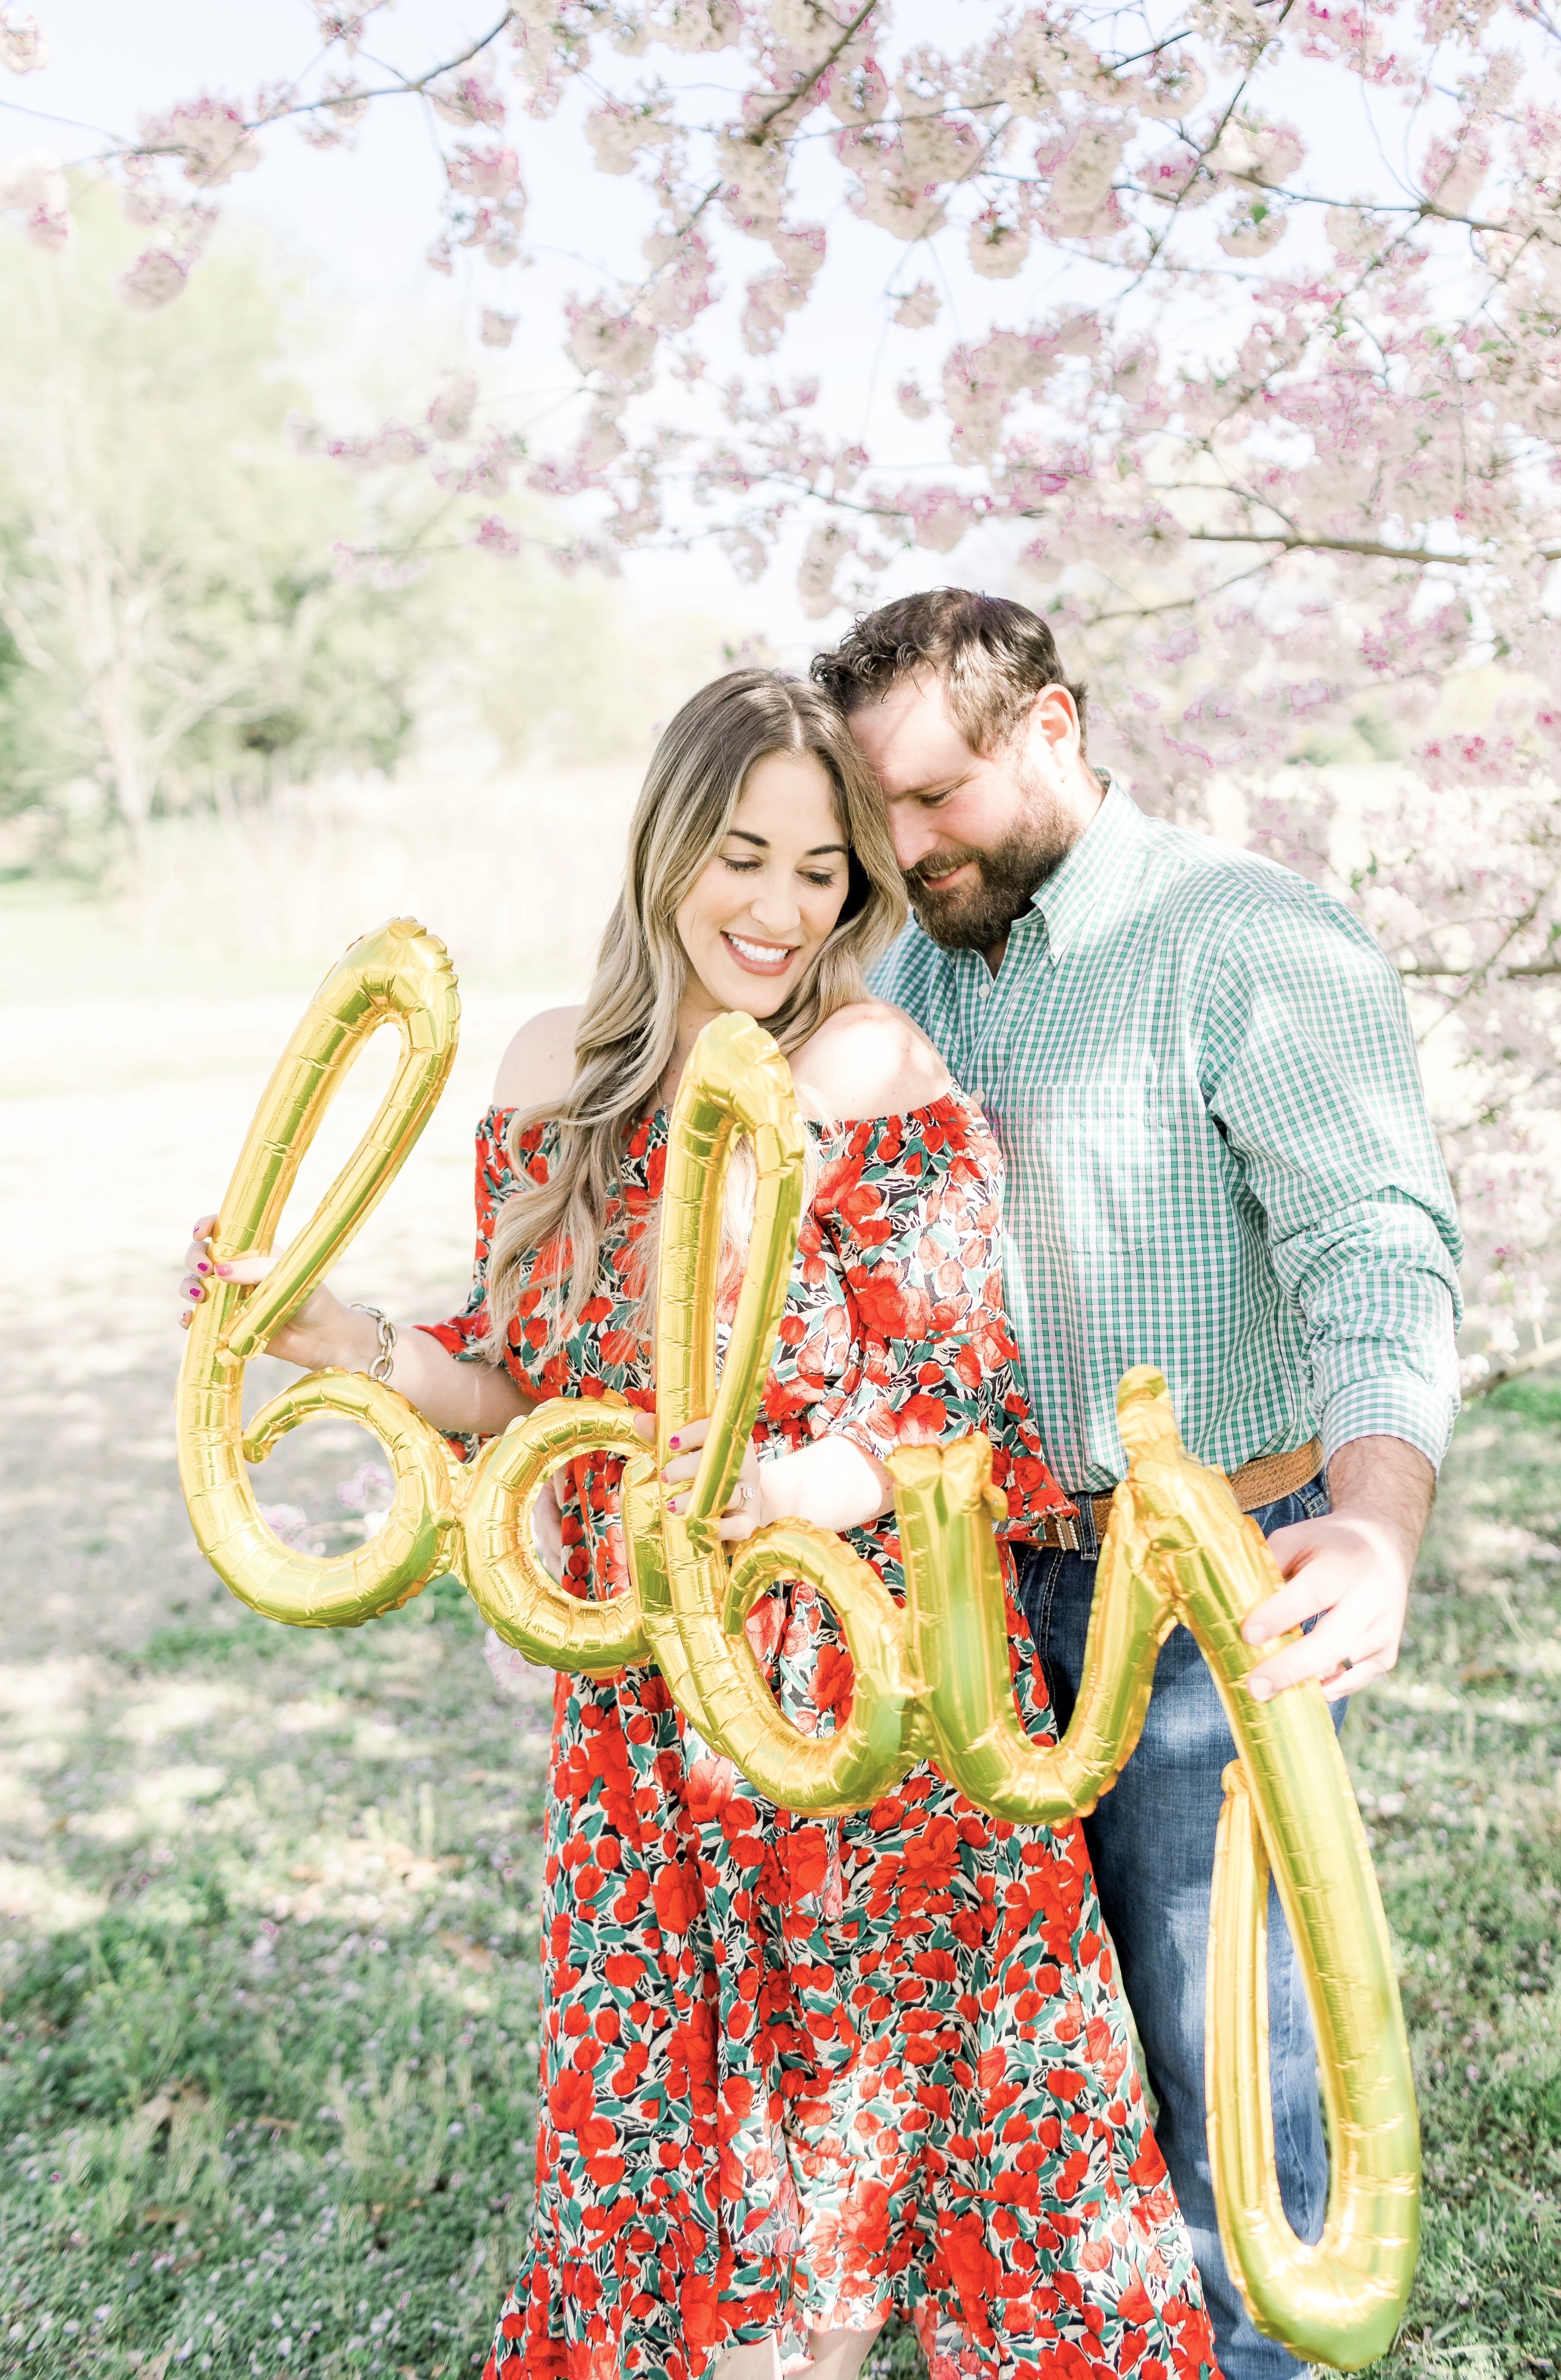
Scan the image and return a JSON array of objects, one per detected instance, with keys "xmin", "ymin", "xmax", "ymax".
[{"xmin": 1028, "ymin": 682, "xmax": 1082, "ymax": 754}]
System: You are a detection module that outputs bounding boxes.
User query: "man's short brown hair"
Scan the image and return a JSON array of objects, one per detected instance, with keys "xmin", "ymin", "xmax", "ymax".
[{"xmin": 810, "ymin": 587, "xmax": 1090, "ymax": 756}]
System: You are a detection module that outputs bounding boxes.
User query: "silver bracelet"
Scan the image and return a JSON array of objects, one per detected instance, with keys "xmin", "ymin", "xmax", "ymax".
[{"xmin": 350, "ymin": 1302, "xmax": 397, "ymax": 1384}]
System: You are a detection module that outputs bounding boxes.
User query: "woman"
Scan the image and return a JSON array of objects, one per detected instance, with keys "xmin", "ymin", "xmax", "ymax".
[{"xmin": 179, "ymin": 672, "xmax": 1219, "ymax": 2380}]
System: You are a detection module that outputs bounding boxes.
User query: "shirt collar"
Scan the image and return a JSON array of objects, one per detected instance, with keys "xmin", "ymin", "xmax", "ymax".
[{"xmin": 1020, "ymin": 772, "xmax": 1147, "ymax": 965}]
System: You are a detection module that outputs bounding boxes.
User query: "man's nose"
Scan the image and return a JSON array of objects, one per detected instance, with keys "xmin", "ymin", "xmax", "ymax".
[{"xmin": 890, "ymin": 811, "xmax": 946, "ymax": 873}]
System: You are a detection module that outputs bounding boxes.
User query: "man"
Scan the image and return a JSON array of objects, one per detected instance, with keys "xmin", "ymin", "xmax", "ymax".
[{"xmin": 812, "ymin": 589, "xmax": 1462, "ymax": 2380}]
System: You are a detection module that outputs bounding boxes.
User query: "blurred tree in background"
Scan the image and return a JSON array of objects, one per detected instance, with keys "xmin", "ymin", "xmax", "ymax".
[
  {"xmin": 0, "ymin": 191, "xmax": 415, "ymax": 862},
  {"xmin": 0, "ymin": 191, "xmax": 719, "ymax": 879}
]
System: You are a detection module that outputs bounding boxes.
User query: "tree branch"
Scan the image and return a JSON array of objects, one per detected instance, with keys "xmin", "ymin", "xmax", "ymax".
[
  {"xmin": 1463, "ymin": 1338, "xmax": 1561, "ymax": 1401},
  {"xmin": 747, "ymin": 0, "xmax": 881, "ymax": 140},
  {"xmin": 1166, "ymin": 525, "xmax": 1534, "ymax": 565},
  {"xmin": 125, "ymin": 10, "xmax": 518, "ymax": 157},
  {"xmin": 1401, "ymin": 959, "xmax": 1561, "ymax": 980}
]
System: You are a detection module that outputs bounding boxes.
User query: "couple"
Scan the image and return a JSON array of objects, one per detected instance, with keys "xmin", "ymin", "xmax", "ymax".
[{"xmin": 179, "ymin": 591, "xmax": 1462, "ymax": 2380}]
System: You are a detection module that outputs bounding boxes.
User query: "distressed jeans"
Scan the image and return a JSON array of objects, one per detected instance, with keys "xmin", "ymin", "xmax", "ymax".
[{"xmin": 1015, "ymin": 1475, "xmax": 1341, "ymax": 2380}]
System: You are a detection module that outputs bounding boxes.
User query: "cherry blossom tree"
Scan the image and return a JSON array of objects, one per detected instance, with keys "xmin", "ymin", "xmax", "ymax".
[{"xmin": 5, "ymin": 0, "xmax": 1561, "ymax": 1378}]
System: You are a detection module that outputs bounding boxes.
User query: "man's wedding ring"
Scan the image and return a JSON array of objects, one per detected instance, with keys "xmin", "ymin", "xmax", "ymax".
[{"xmin": 735, "ymin": 1481, "xmax": 753, "ymax": 1507}]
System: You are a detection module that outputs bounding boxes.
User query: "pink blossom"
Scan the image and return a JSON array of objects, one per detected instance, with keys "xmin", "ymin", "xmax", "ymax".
[
  {"xmin": 474, "ymin": 514, "xmax": 524, "ymax": 557},
  {"xmin": 434, "ymin": 436, "xmax": 515, "ymax": 498},
  {"xmin": 1214, "ymin": 117, "xmax": 1306, "ymax": 186},
  {"xmin": 140, "ymin": 92, "xmax": 261, "ymax": 188},
  {"xmin": 823, "ymin": 56, "xmax": 889, "ymax": 124},
  {"xmin": 47, "ymin": 0, "xmax": 1561, "ymax": 1381},
  {"xmin": 1047, "ymin": 120, "xmax": 1128, "ymax": 238},
  {"xmin": 717, "ymin": 119, "xmax": 791, "ymax": 233},
  {"xmin": 1219, "ymin": 199, "xmax": 1289, "ymax": 258},
  {"xmin": 329, "ymin": 542, "xmax": 427, "ymax": 591},
  {"xmin": 1421, "ymin": 128, "xmax": 1490, "ymax": 215},
  {"xmin": 798, "ymin": 521, "xmax": 853, "ymax": 620},
  {"xmin": 739, "ymin": 228, "xmax": 821, "ymax": 355},
  {"xmin": 337, "ymin": 1462, "xmax": 393, "ymax": 1510},
  {"xmin": 318, "ymin": 420, "xmax": 426, "ymax": 472},
  {"xmin": 1136, "ymin": 52, "xmax": 1207, "ymax": 118},
  {"xmin": 0, "ymin": 8, "xmax": 49, "ymax": 73},
  {"xmin": 642, "ymin": 227, "xmax": 715, "ymax": 330},
  {"xmin": 892, "ymin": 280, "xmax": 939, "ymax": 329},
  {"xmin": 427, "ymin": 376, "xmax": 477, "ymax": 439},
  {"xmin": 968, "ymin": 208, "xmax": 1030, "ymax": 279},
  {"xmin": 429, "ymin": 71, "xmax": 506, "ymax": 129},
  {"xmin": 372, "ymin": 422, "xmax": 426, "ymax": 466},
  {"xmin": 0, "ymin": 148, "xmax": 68, "ymax": 247},
  {"xmin": 565, "ymin": 296, "xmax": 657, "ymax": 390},
  {"xmin": 312, "ymin": 2, "xmax": 386, "ymax": 46},
  {"xmin": 257, "ymin": 1504, "xmax": 325, "ymax": 1557},
  {"xmin": 119, "ymin": 247, "xmax": 191, "ymax": 311},
  {"xmin": 904, "ymin": 486, "xmax": 977, "ymax": 554},
  {"xmin": 445, "ymin": 141, "xmax": 523, "ymax": 203},
  {"xmin": 298, "ymin": 72, "xmax": 369, "ymax": 148},
  {"xmin": 585, "ymin": 96, "xmax": 675, "ymax": 176}
]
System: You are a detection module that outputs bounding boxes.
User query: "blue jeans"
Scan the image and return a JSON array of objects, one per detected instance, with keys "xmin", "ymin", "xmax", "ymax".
[{"xmin": 1016, "ymin": 1476, "xmax": 1339, "ymax": 2380}]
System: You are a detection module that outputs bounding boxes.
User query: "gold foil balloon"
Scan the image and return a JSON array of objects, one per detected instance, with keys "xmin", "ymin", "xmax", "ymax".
[
  {"xmin": 176, "ymin": 919, "xmax": 467, "ymax": 1625},
  {"xmin": 462, "ymin": 1397, "xmax": 654, "ymax": 1674},
  {"xmin": 888, "ymin": 1430, "xmax": 1166, "ymax": 1821},
  {"xmin": 1116, "ymin": 1375, "xmax": 1419, "ymax": 2368},
  {"xmin": 466, "ymin": 1009, "xmax": 920, "ymax": 1815},
  {"xmin": 176, "ymin": 929, "xmax": 1420, "ymax": 2368},
  {"xmin": 892, "ymin": 1374, "xmax": 1420, "ymax": 2367},
  {"xmin": 1208, "ymin": 1761, "xmax": 1417, "ymax": 2370}
]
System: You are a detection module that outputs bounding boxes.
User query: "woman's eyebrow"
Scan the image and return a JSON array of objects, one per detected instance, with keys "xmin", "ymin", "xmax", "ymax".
[{"xmin": 726, "ymin": 828, "xmax": 848, "ymax": 856}]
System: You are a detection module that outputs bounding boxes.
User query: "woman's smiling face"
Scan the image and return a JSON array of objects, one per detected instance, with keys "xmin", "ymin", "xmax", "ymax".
[{"xmin": 674, "ymin": 748, "xmax": 853, "ymax": 1019}]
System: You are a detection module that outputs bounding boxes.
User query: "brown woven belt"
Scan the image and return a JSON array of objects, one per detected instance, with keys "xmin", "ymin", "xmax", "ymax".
[{"xmin": 1032, "ymin": 1437, "xmax": 1324, "ymax": 1553}]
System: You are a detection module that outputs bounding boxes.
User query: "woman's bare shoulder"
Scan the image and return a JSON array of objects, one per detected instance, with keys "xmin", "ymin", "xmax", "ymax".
[
  {"xmin": 790, "ymin": 999, "xmax": 952, "ymax": 1123},
  {"xmin": 492, "ymin": 1005, "xmax": 583, "ymax": 1111}
]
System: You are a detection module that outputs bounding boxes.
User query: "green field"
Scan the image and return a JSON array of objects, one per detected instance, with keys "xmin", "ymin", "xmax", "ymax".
[{"xmin": 2, "ymin": 1374, "xmax": 1558, "ymax": 2380}]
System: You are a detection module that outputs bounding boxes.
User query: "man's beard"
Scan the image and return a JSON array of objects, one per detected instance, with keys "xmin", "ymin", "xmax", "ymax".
[{"xmin": 904, "ymin": 782, "xmax": 1077, "ymax": 952}]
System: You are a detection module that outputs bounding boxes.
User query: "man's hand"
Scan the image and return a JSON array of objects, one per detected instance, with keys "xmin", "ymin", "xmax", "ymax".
[{"xmin": 1242, "ymin": 1436, "xmax": 1435, "ymax": 1703}]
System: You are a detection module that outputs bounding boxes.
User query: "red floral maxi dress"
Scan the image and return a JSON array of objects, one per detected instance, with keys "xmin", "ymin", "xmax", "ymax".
[{"xmin": 424, "ymin": 1092, "xmax": 1221, "ymax": 2380}]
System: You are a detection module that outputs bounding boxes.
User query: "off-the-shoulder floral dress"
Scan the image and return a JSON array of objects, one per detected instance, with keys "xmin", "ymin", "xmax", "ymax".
[{"xmin": 424, "ymin": 1094, "xmax": 1219, "ymax": 2380}]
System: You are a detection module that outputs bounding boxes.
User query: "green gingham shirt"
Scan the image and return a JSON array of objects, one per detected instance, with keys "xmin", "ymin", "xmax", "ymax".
[{"xmin": 870, "ymin": 778, "xmax": 1463, "ymax": 1493}]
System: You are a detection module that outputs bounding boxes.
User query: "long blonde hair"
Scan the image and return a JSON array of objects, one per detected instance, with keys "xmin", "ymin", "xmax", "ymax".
[{"xmin": 483, "ymin": 668, "xmax": 906, "ymax": 1359}]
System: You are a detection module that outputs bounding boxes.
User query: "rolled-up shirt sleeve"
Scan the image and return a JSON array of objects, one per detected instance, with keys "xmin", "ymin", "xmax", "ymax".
[{"xmin": 1202, "ymin": 896, "xmax": 1464, "ymax": 1470}]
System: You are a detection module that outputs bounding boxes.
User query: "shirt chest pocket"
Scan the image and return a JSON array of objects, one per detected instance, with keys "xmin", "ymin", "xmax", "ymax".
[{"xmin": 1024, "ymin": 1081, "xmax": 1164, "ymax": 1256}]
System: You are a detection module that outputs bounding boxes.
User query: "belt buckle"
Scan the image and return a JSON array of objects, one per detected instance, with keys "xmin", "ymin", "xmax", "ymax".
[{"xmin": 1041, "ymin": 1513, "xmax": 1079, "ymax": 1552}]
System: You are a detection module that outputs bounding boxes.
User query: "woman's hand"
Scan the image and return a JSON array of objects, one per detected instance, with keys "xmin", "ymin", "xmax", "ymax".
[
  {"xmin": 178, "ymin": 1216, "xmax": 535, "ymax": 1438},
  {"xmin": 177, "ymin": 1211, "xmax": 373, "ymax": 1371},
  {"xmin": 654, "ymin": 1416, "xmax": 765, "ymax": 1543},
  {"xmin": 653, "ymin": 1417, "xmax": 893, "ymax": 1542}
]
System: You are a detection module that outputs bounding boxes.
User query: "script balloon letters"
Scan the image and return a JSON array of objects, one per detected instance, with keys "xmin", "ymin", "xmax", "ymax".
[{"xmin": 176, "ymin": 923, "xmax": 1420, "ymax": 2369}]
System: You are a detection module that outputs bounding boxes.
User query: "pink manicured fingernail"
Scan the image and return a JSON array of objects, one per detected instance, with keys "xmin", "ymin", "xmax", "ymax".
[
  {"xmin": 196, "ymin": 1259, "xmax": 212, "ymax": 1275},
  {"xmin": 215, "ymin": 1263, "xmax": 233, "ymax": 1277},
  {"xmin": 669, "ymin": 1434, "xmax": 681, "ymax": 1449},
  {"xmin": 186, "ymin": 1284, "xmax": 202, "ymax": 1300}
]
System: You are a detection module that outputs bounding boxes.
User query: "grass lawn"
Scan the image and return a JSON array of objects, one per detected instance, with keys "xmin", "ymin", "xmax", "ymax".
[{"xmin": 3, "ymin": 1368, "xmax": 1559, "ymax": 2380}]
